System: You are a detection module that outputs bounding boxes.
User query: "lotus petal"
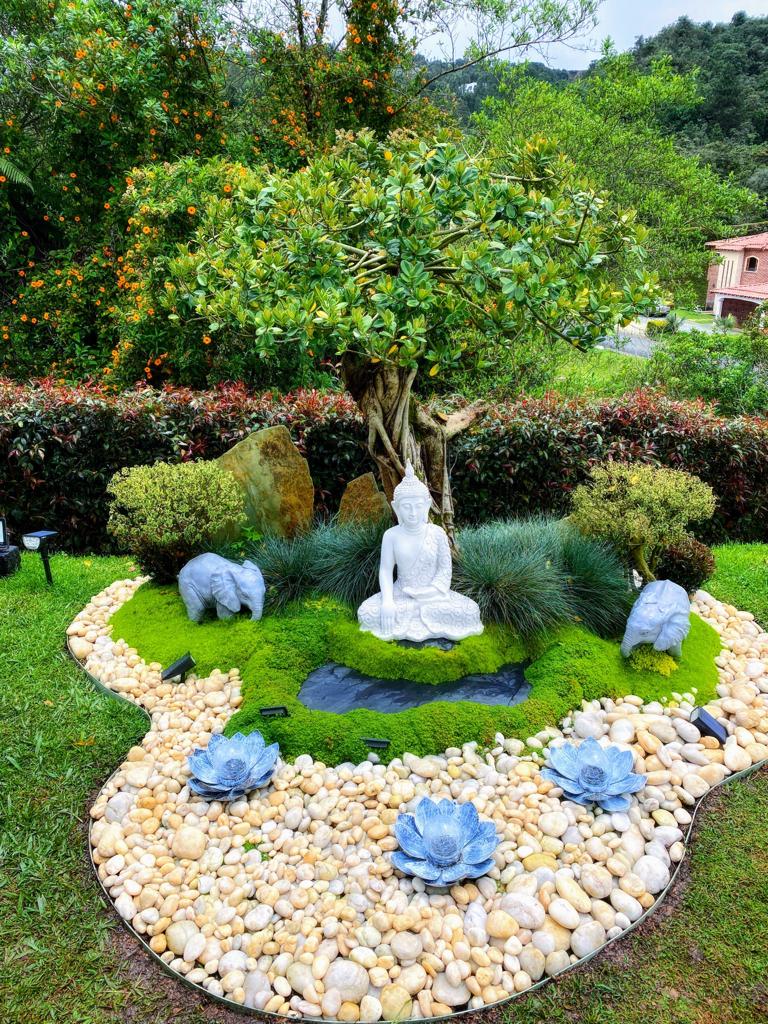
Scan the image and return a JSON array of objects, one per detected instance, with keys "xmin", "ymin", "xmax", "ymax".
[
  {"xmin": 606, "ymin": 747, "xmax": 635, "ymax": 779},
  {"xmin": 390, "ymin": 852, "xmax": 443, "ymax": 883},
  {"xmin": 394, "ymin": 814, "xmax": 427, "ymax": 858},
  {"xmin": 187, "ymin": 752, "xmax": 220, "ymax": 785},
  {"xmin": 414, "ymin": 796, "xmax": 441, "ymax": 833},
  {"xmin": 462, "ymin": 825, "xmax": 499, "ymax": 865},
  {"xmin": 457, "ymin": 856, "xmax": 496, "ymax": 880},
  {"xmin": 545, "ymin": 743, "xmax": 583, "ymax": 781},
  {"xmin": 595, "ymin": 793, "xmax": 631, "ymax": 812},
  {"xmin": 456, "ymin": 801, "xmax": 481, "ymax": 839}
]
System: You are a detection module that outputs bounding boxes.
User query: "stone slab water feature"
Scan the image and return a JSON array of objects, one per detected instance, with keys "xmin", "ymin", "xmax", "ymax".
[{"xmin": 297, "ymin": 661, "xmax": 531, "ymax": 714}]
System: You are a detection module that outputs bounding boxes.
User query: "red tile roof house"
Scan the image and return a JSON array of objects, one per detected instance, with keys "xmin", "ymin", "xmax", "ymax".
[{"xmin": 705, "ymin": 232, "xmax": 768, "ymax": 323}]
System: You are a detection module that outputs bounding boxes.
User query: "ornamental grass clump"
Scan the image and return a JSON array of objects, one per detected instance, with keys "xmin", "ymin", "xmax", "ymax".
[
  {"xmin": 392, "ymin": 797, "xmax": 499, "ymax": 886},
  {"xmin": 108, "ymin": 460, "xmax": 244, "ymax": 582},
  {"xmin": 569, "ymin": 462, "xmax": 716, "ymax": 583},
  {"xmin": 542, "ymin": 737, "xmax": 647, "ymax": 812},
  {"xmin": 249, "ymin": 518, "xmax": 388, "ymax": 611},
  {"xmin": 453, "ymin": 518, "xmax": 631, "ymax": 638}
]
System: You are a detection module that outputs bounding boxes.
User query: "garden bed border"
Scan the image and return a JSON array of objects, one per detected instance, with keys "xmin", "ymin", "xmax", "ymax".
[{"xmin": 69, "ymin": 635, "xmax": 768, "ymax": 1023}]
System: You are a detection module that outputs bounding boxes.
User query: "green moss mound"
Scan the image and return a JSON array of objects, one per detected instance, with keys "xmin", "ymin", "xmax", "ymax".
[{"xmin": 109, "ymin": 584, "xmax": 721, "ymax": 763}]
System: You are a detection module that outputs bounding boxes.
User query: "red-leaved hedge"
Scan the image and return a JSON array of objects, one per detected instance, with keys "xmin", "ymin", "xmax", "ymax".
[{"xmin": 1, "ymin": 380, "xmax": 766, "ymax": 553}]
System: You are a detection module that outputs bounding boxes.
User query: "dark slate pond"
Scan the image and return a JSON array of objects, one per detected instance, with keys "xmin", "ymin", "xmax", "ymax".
[{"xmin": 298, "ymin": 661, "xmax": 531, "ymax": 714}]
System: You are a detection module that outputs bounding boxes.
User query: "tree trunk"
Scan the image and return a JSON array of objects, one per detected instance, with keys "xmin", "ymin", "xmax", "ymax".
[
  {"xmin": 341, "ymin": 356, "xmax": 482, "ymax": 544},
  {"xmin": 630, "ymin": 544, "xmax": 656, "ymax": 584}
]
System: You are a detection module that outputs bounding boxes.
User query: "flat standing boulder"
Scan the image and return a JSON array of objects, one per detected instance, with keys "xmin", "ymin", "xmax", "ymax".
[
  {"xmin": 217, "ymin": 425, "xmax": 313, "ymax": 537},
  {"xmin": 338, "ymin": 472, "xmax": 391, "ymax": 525}
]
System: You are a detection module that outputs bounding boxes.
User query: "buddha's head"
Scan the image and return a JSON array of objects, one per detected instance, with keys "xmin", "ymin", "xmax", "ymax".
[{"xmin": 392, "ymin": 462, "xmax": 431, "ymax": 532}]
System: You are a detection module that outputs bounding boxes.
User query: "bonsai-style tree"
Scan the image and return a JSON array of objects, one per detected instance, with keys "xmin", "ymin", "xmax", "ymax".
[
  {"xmin": 569, "ymin": 462, "xmax": 717, "ymax": 583},
  {"xmin": 165, "ymin": 132, "xmax": 656, "ymax": 536}
]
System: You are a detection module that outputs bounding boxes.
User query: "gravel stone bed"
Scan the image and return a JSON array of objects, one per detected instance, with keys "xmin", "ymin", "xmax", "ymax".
[{"xmin": 69, "ymin": 581, "xmax": 768, "ymax": 1021}]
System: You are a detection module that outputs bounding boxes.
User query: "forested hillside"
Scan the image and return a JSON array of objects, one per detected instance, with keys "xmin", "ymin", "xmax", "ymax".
[{"xmin": 633, "ymin": 13, "xmax": 768, "ymax": 199}]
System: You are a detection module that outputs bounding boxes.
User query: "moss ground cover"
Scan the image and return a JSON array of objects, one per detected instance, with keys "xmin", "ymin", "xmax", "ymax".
[
  {"xmin": 0, "ymin": 552, "xmax": 764, "ymax": 1023},
  {"xmin": 110, "ymin": 582, "xmax": 720, "ymax": 764},
  {"xmin": 709, "ymin": 543, "xmax": 768, "ymax": 628}
]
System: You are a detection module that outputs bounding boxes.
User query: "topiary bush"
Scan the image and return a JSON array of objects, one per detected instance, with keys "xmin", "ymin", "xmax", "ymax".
[
  {"xmin": 656, "ymin": 535, "xmax": 716, "ymax": 594},
  {"xmin": 107, "ymin": 461, "xmax": 244, "ymax": 581},
  {"xmin": 570, "ymin": 462, "xmax": 716, "ymax": 583}
]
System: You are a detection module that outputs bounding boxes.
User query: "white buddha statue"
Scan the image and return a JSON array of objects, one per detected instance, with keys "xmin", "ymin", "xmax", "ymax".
[{"xmin": 358, "ymin": 462, "xmax": 484, "ymax": 643}]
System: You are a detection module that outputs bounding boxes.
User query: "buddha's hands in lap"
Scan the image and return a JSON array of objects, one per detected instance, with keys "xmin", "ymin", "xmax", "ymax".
[
  {"xmin": 402, "ymin": 585, "xmax": 443, "ymax": 603},
  {"xmin": 381, "ymin": 600, "xmax": 396, "ymax": 634}
]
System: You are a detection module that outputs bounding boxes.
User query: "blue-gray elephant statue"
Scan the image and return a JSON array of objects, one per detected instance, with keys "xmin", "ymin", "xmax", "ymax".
[
  {"xmin": 621, "ymin": 579, "xmax": 691, "ymax": 658},
  {"xmin": 178, "ymin": 553, "xmax": 265, "ymax": 623}
]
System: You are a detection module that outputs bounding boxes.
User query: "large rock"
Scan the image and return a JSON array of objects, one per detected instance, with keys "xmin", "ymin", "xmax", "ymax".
[
  {"xmin": 217, "ymin": 425, "xmax": 313, "ymax": 538},
  {"xmin": 338, "ymin": 473, "xmax": 391, "ymax": 526}
]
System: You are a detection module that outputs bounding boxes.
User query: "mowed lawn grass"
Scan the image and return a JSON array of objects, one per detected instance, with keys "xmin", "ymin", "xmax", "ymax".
[
  {"xmin": 0, "ymin": 551, "xmax": 766, "ymax": 1024},
  {"xmin": 710, "ymin": 543, "xmax": 768, "ymax": 628}
]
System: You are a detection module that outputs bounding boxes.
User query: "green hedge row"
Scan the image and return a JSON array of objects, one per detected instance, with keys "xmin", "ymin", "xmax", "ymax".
[{"xmin": 2, "ymin": 380, "xmax": 767, "ymax": 552}]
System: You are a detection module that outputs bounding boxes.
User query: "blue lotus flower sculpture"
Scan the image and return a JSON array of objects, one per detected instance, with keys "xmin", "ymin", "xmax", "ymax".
[
  {"xmin": 392, "ymin": 797, "xmax": 499, "ymax": 886},
  {"xmin": 187, "ymin": 731, "xmax": 279, "ymax": 802},
  {"xmin": 542, "ymin": 737, "xmax": 646, "ymax": 812}
]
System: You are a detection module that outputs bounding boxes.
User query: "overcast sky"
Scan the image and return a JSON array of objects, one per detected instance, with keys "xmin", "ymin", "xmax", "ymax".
[{"xmin": 529, "ymin": 1, "xmax": 768, "ymax": 69}]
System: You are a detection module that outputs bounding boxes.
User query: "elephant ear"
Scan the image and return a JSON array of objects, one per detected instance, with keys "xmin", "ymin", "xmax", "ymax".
[{"xmin": 210, "ymin": 571, "xmax": 240, "ymax": 614}]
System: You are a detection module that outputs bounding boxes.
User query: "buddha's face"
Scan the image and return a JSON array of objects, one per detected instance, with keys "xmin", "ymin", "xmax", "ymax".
[{"xmin": 393, "ymin": 496, "xmax": 430, "ymax": 531}]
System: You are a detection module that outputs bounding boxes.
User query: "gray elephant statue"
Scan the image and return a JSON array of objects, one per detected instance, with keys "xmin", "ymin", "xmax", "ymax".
[
  {"xmin": 621, "ymin": 579, "xmax": 691, "ymax": 658},
  {"xmin": 178, "ymin": 553, "xmax": 266, "ymax": 623}
]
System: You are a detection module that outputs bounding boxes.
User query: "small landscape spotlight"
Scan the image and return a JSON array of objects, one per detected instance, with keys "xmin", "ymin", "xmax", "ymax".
[
  {"xmin": 161, "ymin": 653, "xmax": 196, "ymax": 685},
  {"xmin": 260, "ymin": 705, "xmax": 289, "ymax": 719},
  {"xmin": 22, "ymin": 529, "xmax": 58, "ymax": 584},
  {"xmin": 0, "ymin": 517, "xmax": 7, "ymax": 548},
  {"xmin": 362, "ymin": 737, "xmax": 391, "ymax": 751},
  {"xmin": 690, "ymin": 707, "xmax": 728, "ymax": 745}
]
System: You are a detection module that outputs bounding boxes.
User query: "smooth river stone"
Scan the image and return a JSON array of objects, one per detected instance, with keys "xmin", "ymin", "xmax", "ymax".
[
  {"xmin": 324, "ymin": 960, "xmax": 370, "ymax": 1004},
  {"xmin": 555, "ymin": 873, "xmax": 592, "ymax": 914},
  {"xmin": 432, "ymin": 972, "xmax": 471, "ymax": 1007},
  {"xmin": 579, "ymin": 864, "xmax": 614, "ymax": 900},
  {"xmin": 500, "ymin": 894, "xmax": 545, "ymax": 930},
  {"xmin": 539, "ymin": 811, "xmax": 569, "ymax": 838},
  {"xmin": 390, "ymin": 932, "xmax": 423, "ymax": 961},
  {"xmin": 166, "ymin": 920, "xmax": 199, "ymax": 956},
  {"xmin": 547, "ymin": 897, "xmax": 580, "ymax": 930},
  {"xmin": 171, "ymin": 825, "xmax": 206, "ymax": 860},
  {"xmin": 570, "ymin": 920, "xmax": 607, "ymax": 958},
  {"xmin": 486, "ymin": 910, "xmax": 518, "ymax": 939},
  {"xmin": 380, "ymin": 984, "xmax": 412, "ymax": 1020},
  {"xmin": 632, "ymin": 855, "xmax": 670, "ymax": 894}
]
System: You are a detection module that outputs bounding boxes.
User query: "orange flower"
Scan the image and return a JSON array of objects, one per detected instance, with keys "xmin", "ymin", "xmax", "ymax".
[
  {"xmin": 187, "ymin": 206, "xmax": 196, "ymax": 215},
  {"xmin": 142, "ymin": 225, "xmax": 150, "ymax": 234},
  {"xmin": 223, "ymin": 184, "xmax": 232, "ymax": 193},
  {"xmin": 0, "ymin": 176, "xmax": 6, "ymax": 184},
  {"xmin": 203, "ymin": 335, "xmax": 212, "ymax": 345},
  {"xmin": 31, "ymin": 279, "xmax": 44, "ymax": 288}
]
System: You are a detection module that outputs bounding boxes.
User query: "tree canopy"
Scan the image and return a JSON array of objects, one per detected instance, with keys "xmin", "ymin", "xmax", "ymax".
[
  {"xmin": 476, "ymin": 53, "xmax": 756, "ymax": 304},
  {"xmin": 133, "ymin": 131, "xmax": 654, "ymax": 531}
]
